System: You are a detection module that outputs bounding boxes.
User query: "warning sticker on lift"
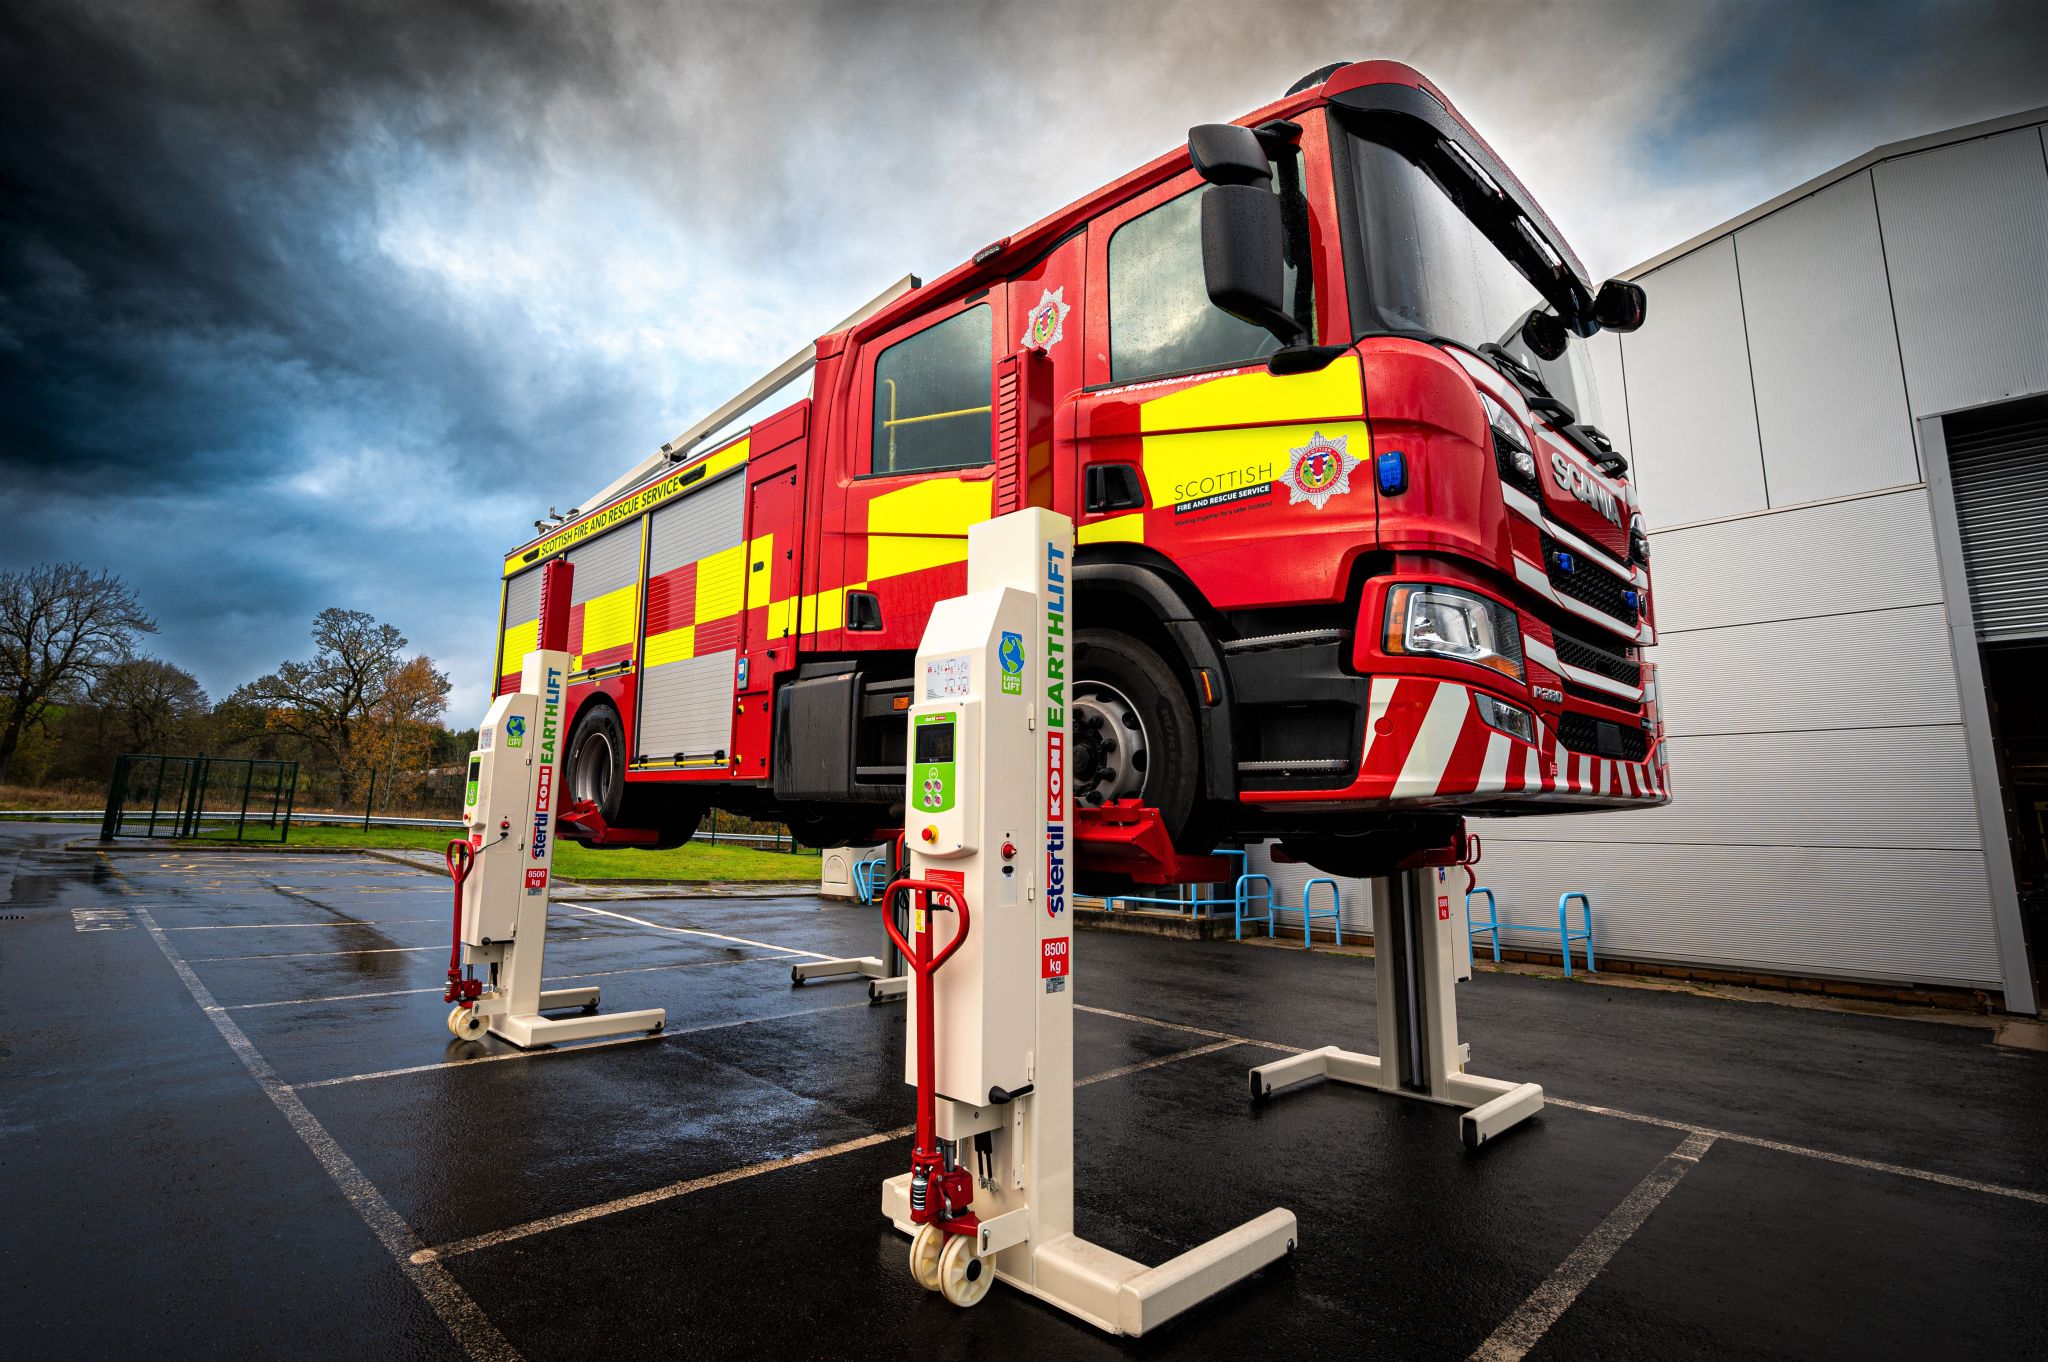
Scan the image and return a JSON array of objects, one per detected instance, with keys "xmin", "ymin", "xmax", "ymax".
[
  {"xmin": 527, "ymin": 869, "xmax": 549, "ymax": 895},
  {"xmin": 1438, "ymin": 895, "xmax": 1451, "ymax": 921},
  {"xmin": 1042, "ymin": 936, "xmax": 1069, "ymax": 979}
]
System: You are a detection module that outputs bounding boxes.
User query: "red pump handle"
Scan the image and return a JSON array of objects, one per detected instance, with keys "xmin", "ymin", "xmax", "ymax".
[
  {"xmin": 879, "ymin": 878, "xmax": 971, "ymax": 978},
  {"xmin": 444, "ymin": 839, "xmax": 475, "ymax": 1003}
]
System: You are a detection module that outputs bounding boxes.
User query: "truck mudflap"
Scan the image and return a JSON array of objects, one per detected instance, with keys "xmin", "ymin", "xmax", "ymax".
[{"xmin": 1247, "ymin": 677, "xmax": 1670, "ymax": 810}]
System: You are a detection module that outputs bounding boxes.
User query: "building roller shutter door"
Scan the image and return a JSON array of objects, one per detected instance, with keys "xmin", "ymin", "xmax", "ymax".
[{"xmin": 1947, "ymin": 398, "xmax": 2048, "ymax": 642}]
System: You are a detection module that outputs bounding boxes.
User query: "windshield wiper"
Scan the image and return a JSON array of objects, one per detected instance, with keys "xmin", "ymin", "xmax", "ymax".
[{"xmin": 1477, "ymin": 342, "xmax": 1576, "ymax": 424}]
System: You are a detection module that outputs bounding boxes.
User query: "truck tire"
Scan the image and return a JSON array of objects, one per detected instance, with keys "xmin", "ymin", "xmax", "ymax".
[
  {"xmin": 563, "ymin": 703, "xmax": 702, "ymax": 849},
  {"xmin": 1073, "ymin": 629, "xmax": 1207, "ymax": 850}
]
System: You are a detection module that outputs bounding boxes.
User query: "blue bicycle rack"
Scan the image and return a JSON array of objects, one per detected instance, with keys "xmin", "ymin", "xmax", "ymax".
[
  {"xmin": 1467, "ymin": 887, "xmax": 1596, "ymax": 976},
  {"xmin": 852, "ymin": 850, "xmax": 890, "ymax": 905},
  {"xmin": 1103, "ymin": 849, "xmax": 1247, "ymax": 919},
  {"xmin": 1236, "ymin": 873, "xmax": 1343, "ymax": 947}
]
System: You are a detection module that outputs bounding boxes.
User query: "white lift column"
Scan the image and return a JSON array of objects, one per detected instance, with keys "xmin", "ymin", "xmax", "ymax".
[
  {"xmin": 880, "ymin": 508, "xmax": 1295, "ymax": 1333},
  {"xmin": 1248, "ymin": 864, "xmax": 1543, "ymax": 1148},
  {"xmin": 444, "ymin": 562, "xmax": 666, "ymax": 1048}
]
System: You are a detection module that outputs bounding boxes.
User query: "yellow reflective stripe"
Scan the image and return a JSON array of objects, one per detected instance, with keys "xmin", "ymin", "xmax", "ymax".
[
  {"xmin": 499, "ymin": 619, "xmax": 538, "ymax": 676},
  {"xmin": 576, "ymin": 583, "xmax": 638, "ymax": 661},
  {"xmin": 767, "ymin": 597, "xmax": 797, "ymax": 639},
  {"xmin": 1138, "ymin": 420, "xmax": 1371, "ymax": 510},
  {"xmin": 694, "ymin": 543, "xmax": 746, "ymax": 623},
  {"xmin": 798, "ymin": 580, "xmax": 864, "ymax": 634},
  {"xmin": 1077, "ymin": 512, "xmax": 1144, "ymax": 545},
  {"xmin": 1138, "ymin": 357, "xmax": 1362, "ymax": 432},
  {"xmin": 644, "ymin": 625, "xmax": 696, "ymax": 668},
  {"xmin": 745, "ymin": 533, "xmax": 775, "ymax": 614},
  {"xmin": 865, "ymin": 476, "xmax": 992, "ymax": 580}
]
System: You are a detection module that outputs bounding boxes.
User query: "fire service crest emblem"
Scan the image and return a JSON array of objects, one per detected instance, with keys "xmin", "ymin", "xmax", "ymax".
[{"xmin": 1279, "ymin": 431, "xmax": 1360, "ymax": 510}]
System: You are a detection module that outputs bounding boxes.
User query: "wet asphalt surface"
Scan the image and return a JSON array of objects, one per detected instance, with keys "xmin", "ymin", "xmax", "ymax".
[{"xmin": 1, "ymin": 821, "xmax": 2044, "ymax": 1361}]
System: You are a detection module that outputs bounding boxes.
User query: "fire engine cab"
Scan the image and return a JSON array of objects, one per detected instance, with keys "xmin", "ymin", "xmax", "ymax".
[{"xmin": 491, "ymin": 58, "xmax": 1663, "ymax": 886}]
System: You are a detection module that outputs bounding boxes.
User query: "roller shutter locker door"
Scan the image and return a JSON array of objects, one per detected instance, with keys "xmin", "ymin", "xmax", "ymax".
[{"xmin": 1947, "ymin": 398, "xmax": 2048, "ymax": 642}]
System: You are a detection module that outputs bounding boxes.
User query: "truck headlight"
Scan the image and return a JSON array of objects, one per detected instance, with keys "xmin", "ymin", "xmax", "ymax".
[{"xmin": 1384, "ymin": 584, "xmax": 1525, "ymax": 681}]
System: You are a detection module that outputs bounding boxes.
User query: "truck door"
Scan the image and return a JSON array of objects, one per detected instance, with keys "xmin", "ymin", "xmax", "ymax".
[
  {"xmin": 832, "ymin": 292, "xmax": 1007, "ymax": 654},
  {"xmin": 1069, "ymin": 142, "xmax": 1367, "ymax": 614},
  {"xmin": 734, "ymin": 456, "xmax": 801, "ymax": 776}
]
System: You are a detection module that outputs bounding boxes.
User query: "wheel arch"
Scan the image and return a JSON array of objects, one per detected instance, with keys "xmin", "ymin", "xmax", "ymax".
[{"xmin": 1073, "ymin": 548, "xmax": 1239, "ymax": 802}]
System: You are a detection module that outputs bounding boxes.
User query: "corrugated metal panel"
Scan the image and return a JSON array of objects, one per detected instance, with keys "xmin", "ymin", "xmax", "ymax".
[
  {"xmin": 504, "ymin": 567, "xmax": 542, "ymax": 632},
  {"xmin": 1618, "ymin": 239, "xmax": 1768, "ymax": 526},
  {"xmin": 1485, "ymin": 725, "xmax": 1981, "ymax": 851},
  {"xmin": 567, "ymin": 524, "xmax": 640, "ymax": 603},
  {"xmin": 1734, "ymin": 172, "xmax": 1918, "ymax": 505},
  {"xmin": 1945, "ymin": 400, "xmax": 2048, "ymax": 641},
  {"xmin": 1872, "ymin": 127, "xmax": 2048, "ymax": 417},
  {"xmin": 1461, "ymin": 841, "xmax": 2000, "ymax": 988},
  {"xmin": 1648, "ymin": 487, "xmax": 1942, "ymax": 632},
  {"xmin": 648, "ymin": 473, "xmax": 745, "ymax": 577},
  {"xmin": 1245, "ymin": 844, "xmax": 1377, "ymax": 934},
  {"xmin": 1651, "ymin": 603, "xmax": 1963, "ymax": 738},
  {"xmin": 638, "ymin": 650, "xmax": 735, "ymax": 759}
]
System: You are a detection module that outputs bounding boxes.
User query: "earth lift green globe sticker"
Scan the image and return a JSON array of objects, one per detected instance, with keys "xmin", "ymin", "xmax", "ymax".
[{"xmin": 999, "ymin": 631, "xmax": 1025, "ymax": 695}]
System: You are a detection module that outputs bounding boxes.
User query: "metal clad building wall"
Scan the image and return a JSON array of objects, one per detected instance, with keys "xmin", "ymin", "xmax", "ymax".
[
  {"xmin": 1735, "ymin": 172, "xmax": 1919, "ymax": 504},
  {"xmin": 648, "ymin": 473, "xmax": 745, "ymax": 576},
  {"xmin": 1946, "ymin": 400, "xmax": 2048, "ymax": 641},
  {"xmin": 566, "ymin": 525, "xmax": 640, "ymax": 604},
  {"xmin": 1873, "ymin": 127, "xmax": 2048, "ymax": 417},
  {"xmin": 1480, "ymin": 489, "xmax": 2000, "ymax": 988},
  {"xmin": 1620, "ymin": 238, "xmax": 1768, "ymax": 525}
]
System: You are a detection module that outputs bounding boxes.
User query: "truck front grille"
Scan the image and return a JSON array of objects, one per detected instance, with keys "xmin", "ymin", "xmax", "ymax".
[
  {"xmin": 1554, "ymin": 713, "xmax": 1648, "ymax": 762},
  {"xmin": 1550, "ymin": 627, "xmax": 1642, "ymax": 688},
  {"xmin": 1540, "ymin": 532, "xmax": 1640, "ymax": 628}
]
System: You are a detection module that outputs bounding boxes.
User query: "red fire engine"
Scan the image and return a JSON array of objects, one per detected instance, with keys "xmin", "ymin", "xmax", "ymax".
[{"xmin": 493, "ymin": 59, "xmax": 1664, "ymax": 886}]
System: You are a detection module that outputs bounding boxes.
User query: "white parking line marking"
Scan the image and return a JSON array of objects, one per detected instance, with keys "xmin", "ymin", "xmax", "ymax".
[
  {"xmin": 160, "ymin": 917, "xmax": 442, "ymax": 931},
  {"xmin": 190, "ymin": 935, "xmax": 607, "ymax": 963},
  {"xmin": 225, "ymin": 951, "xmax": 791, "ymax": 1011},
  {"xmin": 410, "ymin": 1038, "xmax": 1242, "ymax": 1263},
  {"xmin": 124, "ymin": 896, "xmax": 520, "ymax": 1361},
  {"xmin": 1470, "ymin": 1132, "xmax": 1715, "ymax": 1362},
  {"xmin": 290, "ymin": 998, "xmax": 873, "ymax": 1090},
  {"xmin": 561, "ymin": 901, "xmax": 838, "ymax": 960}
]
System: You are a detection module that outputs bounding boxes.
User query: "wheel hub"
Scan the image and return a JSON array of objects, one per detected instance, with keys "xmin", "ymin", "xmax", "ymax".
[
  {"xmin": 1070, "ymin": 681, "xmax": 1149, "ymax": 808},
  {"xmin": 570, "ymin": 728, "xmax": 615, "ymax": 806}
]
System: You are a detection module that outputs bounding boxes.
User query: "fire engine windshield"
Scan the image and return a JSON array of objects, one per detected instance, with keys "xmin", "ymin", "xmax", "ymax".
[{"xmin": 1343, "ymin": 130, "xmax": 1613, "ymax": 434}]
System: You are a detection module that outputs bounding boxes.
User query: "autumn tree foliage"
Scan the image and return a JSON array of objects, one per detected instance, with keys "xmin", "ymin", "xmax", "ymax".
[{"xmin": 0, "ymin": 563, "xmax": 156, "ymax": 780}]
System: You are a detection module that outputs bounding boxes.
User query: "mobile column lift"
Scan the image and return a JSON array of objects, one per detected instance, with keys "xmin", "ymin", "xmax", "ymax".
[
  {"xmin": 441, "ymin": 558, "xmax": 666, "ymax": 1046},
  {"xmin": 1247, "ymin": 844, "xmax": 1545, "ymax": 1149},
  {"xmin": 878, "ymin": 508, "xmax": 1295, "ymax": 1331}
]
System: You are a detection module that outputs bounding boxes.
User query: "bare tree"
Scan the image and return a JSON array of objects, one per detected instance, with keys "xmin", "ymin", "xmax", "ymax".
[
  {"xmin": 88, "ymin": 658, "xmax": 210, "ymax": 756},
  {"xmin": 229, "ymin": 608, "xmax": 450, "ymax": 801},
  {"xmin": 0, "ymin": 563, "xmax": 156, "ymax": 780}
]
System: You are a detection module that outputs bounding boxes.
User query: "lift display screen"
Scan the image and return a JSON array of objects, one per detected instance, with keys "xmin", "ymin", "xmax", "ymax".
[{"xmin": 914, "ymin": 718, "xmax": 956, "ymax": 764}]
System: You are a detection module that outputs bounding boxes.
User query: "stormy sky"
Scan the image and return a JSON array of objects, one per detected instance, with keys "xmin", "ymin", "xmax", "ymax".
[{"xmin": 4, "ymin": 0, "xmax": 2045, "ymax": 721}]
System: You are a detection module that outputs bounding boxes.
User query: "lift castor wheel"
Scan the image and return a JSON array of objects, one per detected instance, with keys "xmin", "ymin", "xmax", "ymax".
[
  {"xmin": 908, "ymin": 1223, "xmax": 945, "ymax": 1292},
  {"xmin": 937, "ymin": 1233, "xmax": 993, "ymax": 1308},
  {"xmin": 447, "ymin": 1006, "xmax": 488, "ymax": 1042},
  {"xmin": 648, "ymin": 1019, "xmax": 665, "ymax": 1035},
  {"xmin": 791, "ymin": 966, "xmax": 804, "ymax": 987}
]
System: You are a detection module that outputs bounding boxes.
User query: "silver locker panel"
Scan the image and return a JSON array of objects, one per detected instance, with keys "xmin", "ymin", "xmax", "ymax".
[
  {"xmin": 1734, "ymin": 171, "xmax": 1918, "ymax": 506},
  {"xmin": 637, "ymin": 650, "xmax": 735, "ymax": 761},
  {"xmin": 567, "ymin": 524, "xmax": 640, "ymax": 604},
  {"xmin": 648, "ymin": 472, "xmax": 746, "ymax": 579},
  {"xmin": 1620, "ymin": 238, "xmax": 1768, "ymax": 526},
  {"xmin": 503, "ymin": 567, "xmax": 542, "ymax": 634}
]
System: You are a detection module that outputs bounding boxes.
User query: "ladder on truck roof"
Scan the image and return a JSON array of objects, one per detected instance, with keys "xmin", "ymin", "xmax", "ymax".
[{"xmin": 581, "ymin": 273, "xmax": 920, "ymax": 511}]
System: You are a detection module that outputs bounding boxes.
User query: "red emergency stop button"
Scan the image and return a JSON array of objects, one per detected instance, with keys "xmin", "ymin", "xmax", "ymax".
[
  {"xmin": 921, "ymin": 825, "xmax": 938, "ymax": 844},
  {"xmin": 1001, "ymin": 841, "xmax": 1017, "ymax": 860}
]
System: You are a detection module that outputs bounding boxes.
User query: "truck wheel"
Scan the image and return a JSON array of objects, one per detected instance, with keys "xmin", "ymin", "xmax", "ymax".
[
  {"xmin": 565, "ymin": 703, "xmax": 630, "ymax": 823},
  {"xmin": 1073, "ymin": 630, "xmax": 1205, "ymax": 850}
]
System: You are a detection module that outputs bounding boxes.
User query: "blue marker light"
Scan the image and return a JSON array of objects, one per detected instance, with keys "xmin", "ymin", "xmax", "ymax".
[
  {"xmin": 1624, "ymin": 589, "xmax": 1640, "ymax": 610},
  {"xmin": 1376, "ymin": 449, "xmax": 1408, "ymax": 496},
  {"xmin": 1554, "ymin": 552, "xmax": 1576, "ymax": 575}
]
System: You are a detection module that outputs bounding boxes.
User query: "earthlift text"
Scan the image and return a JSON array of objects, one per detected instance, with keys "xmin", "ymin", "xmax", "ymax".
[
  {"xmin": 531, "ymin": 665, "xmax": 563, "ymax": 863},
  {"xmin": 1045, "ymin": 539, "xmax": 1067, "ymax": 919}
]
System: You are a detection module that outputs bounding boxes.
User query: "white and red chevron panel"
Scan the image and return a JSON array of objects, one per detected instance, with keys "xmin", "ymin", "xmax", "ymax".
[{"xmin": 1352, "ymin": 677, "xmax": 1670, "ymax": 806}]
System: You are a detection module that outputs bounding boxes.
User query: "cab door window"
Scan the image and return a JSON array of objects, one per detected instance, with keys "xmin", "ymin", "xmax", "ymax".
[
  {"xmin": 868, "ymin": 304, "xmax": 994, "ymax": 475},
  {"xmin": 1106, "ymin": 153, "xmax": 1312, "ymax": 383}
]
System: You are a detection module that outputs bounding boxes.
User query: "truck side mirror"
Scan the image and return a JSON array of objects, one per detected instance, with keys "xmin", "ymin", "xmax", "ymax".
[
  {"xmin": 1201, "ymin": 184, "xmax": 1300, "ymax": 344},
  {"xmin": 1594, "ymin": 278, "xmax": 1647, "ymax": 333},
  {"xmin": 1188, "ymin": 123, "xmax": 1270, "ymax": 186}
]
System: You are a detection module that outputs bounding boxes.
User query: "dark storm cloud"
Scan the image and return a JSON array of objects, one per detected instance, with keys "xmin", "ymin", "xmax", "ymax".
[{"xmin": 2, "ymin": 1, "xmax": 2044, "ymax": 714}]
